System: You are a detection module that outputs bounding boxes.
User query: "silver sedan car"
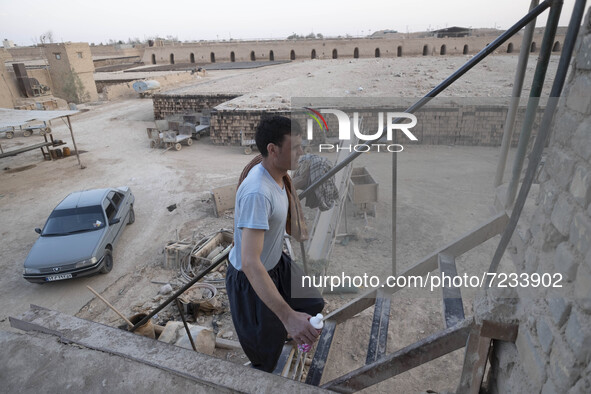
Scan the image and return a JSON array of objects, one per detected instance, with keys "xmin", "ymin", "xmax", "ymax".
[{"xmin": 23, "ymin": 187, "xmax": 135, "ymax": 283}]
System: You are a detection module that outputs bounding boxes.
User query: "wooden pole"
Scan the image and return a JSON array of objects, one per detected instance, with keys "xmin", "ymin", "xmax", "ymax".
[
  {"xmin": 86, "ymin": 285, "xmax": 133, "ymax": 328},
  {"xmin": 66, "ymin": 115, "xmax": 84, "ymax": 169}
]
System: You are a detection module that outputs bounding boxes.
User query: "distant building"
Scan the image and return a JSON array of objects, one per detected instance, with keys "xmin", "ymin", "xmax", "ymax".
[
  {"xmin": 432, "ymin": 27, "xmax": 472, "ymax": 38},
  {"xmin": 44, "ymin": 42, "xmax": 98, "ymax": 103},
  {"xmin": 3, "ymin": 39, "xmax": 16, "ymax": 48}
]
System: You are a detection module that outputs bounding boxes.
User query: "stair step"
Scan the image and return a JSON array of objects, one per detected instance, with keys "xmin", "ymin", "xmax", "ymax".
[
  {"xmin": 366, "ymin": 290, "xmax": 391, "ymax": 364},
  {"xmin": 305, "ymin": 319, "xmax": 337, "ymax": 386},
  {"xmin": 438, "ymin": 253, "xmax": 465, "ymax": 328}
]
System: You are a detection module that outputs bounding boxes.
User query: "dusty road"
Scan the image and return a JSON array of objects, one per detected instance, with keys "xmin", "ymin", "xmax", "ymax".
[{"xmin": 0, "ymin": 99, "xmax": 253, "ymax": 330}]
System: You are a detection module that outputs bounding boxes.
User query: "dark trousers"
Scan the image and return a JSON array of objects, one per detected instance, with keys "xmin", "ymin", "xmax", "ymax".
[{"xmin": 226, "ymin": 252, "xmax": 324, "ymax": 372}]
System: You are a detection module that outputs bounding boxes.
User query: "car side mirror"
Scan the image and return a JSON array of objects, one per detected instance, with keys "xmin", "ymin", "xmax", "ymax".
[
  {"xmin": 35, "ymin": 228, "xmax": 42, "ymax": 234},
  {"xmin": 109, "ymin": 218, "xmax": 121, "ymax": 225}
]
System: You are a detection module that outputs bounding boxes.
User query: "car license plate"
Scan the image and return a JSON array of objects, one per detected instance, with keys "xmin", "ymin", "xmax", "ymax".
[{"xmin": 45, "ymin": 273, "xmax": 73, "ymax": 282}]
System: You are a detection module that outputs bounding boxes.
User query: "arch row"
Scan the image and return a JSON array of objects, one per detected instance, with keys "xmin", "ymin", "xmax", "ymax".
[{"xmin": 153, "ymin": 40, "xmax": 561, "ymax": 64}]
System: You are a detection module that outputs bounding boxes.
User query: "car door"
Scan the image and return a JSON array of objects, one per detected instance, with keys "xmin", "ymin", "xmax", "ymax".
[{"xmin": 103, "ymin": 191, "xmax": 125, "ymax": 245}]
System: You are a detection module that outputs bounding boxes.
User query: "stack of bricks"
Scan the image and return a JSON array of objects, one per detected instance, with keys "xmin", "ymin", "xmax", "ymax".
[
  {"xmin": 487, "ymin": 9, "xmax": 591, "ymax": 393},
  {"xmin": 153, "ymin": 96, "xmax": 547, "ymax": 147},
  {"xmin": 209, "ymin": 110, "xmax": 290, "ymax": 145},
  {"xmin": 152, "ymin": 93, "xmax": 240, "ymax": 120}
]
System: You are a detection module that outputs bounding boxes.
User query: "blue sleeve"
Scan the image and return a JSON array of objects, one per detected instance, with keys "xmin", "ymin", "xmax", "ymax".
[{"xmin": 236, "ymin": 192, "xmax": 271, "ymax": 230}]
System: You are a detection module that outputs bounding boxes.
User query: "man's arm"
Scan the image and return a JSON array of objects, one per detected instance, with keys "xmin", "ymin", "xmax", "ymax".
[{"xmin": 241, "ymin": 227, "xmax": 319, "ymax": 345}]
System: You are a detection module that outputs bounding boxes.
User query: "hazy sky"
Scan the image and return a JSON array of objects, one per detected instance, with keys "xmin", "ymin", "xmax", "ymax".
[{"xmin": 1, "ymin": 0, "xmax": 577, "ymax": 46}]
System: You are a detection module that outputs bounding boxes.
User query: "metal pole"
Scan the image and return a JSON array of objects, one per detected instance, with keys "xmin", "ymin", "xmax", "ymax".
[
  {"xmin": 131, "ymin": 247, "xmax": 230, "ymax": 332},
  {"xmin": 494, "ymin": 0, "xmax": 540, "ymax": 187},
  {"xmin": 487, "ymin": 0, "xmax": 586, "ymax": 284},
  {"xmin": 392, "ymin": 134, "xmax": 397, "ymax": 276},
  {"xmin": 299, "ymin": 0, "xmax": 552, "ymax": 202},
  {"xmin": 175, "ymin": 298, "xmax": 197, "ymax": 352},
  {"xmin": 66, "ymin": 115, "xmax": 84, "ymax": 169},
  {"xmin": 505, "ymin": 0, "xmax": 563, "ymax": 208}
]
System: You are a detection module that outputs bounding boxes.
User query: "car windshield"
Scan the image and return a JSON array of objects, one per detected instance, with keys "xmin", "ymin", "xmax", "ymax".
[{"xmin": 42, "ymin": 206, "xmax": 105, "ymax": 236}]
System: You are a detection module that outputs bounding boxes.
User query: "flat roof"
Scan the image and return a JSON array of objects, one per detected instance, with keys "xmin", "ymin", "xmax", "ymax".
[{"xmin": 0, "ymin": 108, "xmax": 79, "ymax": 128}]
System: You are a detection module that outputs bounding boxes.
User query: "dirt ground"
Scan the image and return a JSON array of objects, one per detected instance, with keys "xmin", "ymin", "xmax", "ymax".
[{"xmin": 0, "ymin": 54, "xmax": 557, "ymax": 392}]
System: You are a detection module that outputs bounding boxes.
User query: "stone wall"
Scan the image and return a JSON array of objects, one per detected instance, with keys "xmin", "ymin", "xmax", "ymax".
[{"xmin": 485, "ymin": 8, "xmax": 591, "ymax": 394}]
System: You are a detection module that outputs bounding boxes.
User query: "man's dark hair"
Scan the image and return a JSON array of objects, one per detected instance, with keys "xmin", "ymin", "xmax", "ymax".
[{"xmin": 255, "ymin": 115, "xmax": 301, "ymax": 157}]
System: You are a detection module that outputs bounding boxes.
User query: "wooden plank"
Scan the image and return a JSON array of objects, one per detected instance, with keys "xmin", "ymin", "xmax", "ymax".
[
  {"xmin": 306, "ymin": 319, "xmax": 337, "ymax": 386},
  {"xmin": 456, "ymin": 325, "xmax": 492, "ymax": 394},
  {"xmin": 366, "ymin": 290, "xmax": 391, "ymax": 364},
  {"xmin": 324, "ymin": 213, "xmax": 508, "ymax": 324},
  {"xmin": 0, "ymin": 141, "xmax": 52, "ymax": 159},
  {"xmin": 273, "ymin": 343, "xmax": 295, "ymax": 375},
  {"xmin": 211, "ymin": 184, "xmax": 236, "ymax": 217},
  {"xmin": 480, "ymin": 320, "xmax": 518, "ymax": 342},
  {"xmin": 323, "ymin": 291, "xmax": 377, "ymax": 324},
  {"xmin": 321, "ymin": 318, "xmax": 473, "ymax": 393},
  {"xmin": 281, "ymin": 346, "xmax": 296, "ymax": 377},
  {"xmin": 403, "ymin": 212, "xmax": 509, "ymax": 278},
  {"xmin": 438, "ymin": 253, "xmax": 465, "ymax": 328}
]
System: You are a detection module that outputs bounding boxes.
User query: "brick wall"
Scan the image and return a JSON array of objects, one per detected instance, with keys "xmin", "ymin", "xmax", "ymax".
[
  {"xmin": 155, "ymin": 93, "xmax": 546, "ymax": 147},
  {"xmin": 485, "ymin": 8, "xmax": 591, "ymax": 394},
  {"xmin": 206, "ymin": 105, "xmax": 544, "ymax": 147},
  {"xmin": 142, "ymin": 33, "xmax": 565, "ymax": 64},
  {"xmin": 152, "ymin": 93, "xmax": 241, "ymax": 120}
]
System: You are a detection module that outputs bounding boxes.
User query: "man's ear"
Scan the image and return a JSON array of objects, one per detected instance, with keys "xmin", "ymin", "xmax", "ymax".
[{"xmin": 267, "ymin": 143, "xmax": 277, "ymax": 156}]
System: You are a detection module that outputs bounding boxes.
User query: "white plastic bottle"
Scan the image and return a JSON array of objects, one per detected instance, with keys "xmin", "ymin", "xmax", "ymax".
[{"xmin": 298, "ymin": 313, "xmax": 324, "ymax": 353}]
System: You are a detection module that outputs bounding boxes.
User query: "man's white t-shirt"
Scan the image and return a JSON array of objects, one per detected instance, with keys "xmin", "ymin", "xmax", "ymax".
[{"xmin": 229, "ymin": 163, "xmax": 288, "ymax": 271}]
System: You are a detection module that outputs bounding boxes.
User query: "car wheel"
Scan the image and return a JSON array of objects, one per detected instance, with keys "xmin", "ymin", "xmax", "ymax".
[
  {"xmin": 128, "ymin": 206, "xmax": 135, "ymax": 224},
  {"xmin": 100, "ymin": 249, "xmax": 113, "ymax": 274}
]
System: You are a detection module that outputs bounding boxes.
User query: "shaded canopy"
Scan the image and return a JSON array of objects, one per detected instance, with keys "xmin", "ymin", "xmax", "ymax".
[{"xmin": 0, "ymin": 109, "xmax": 79, "ymax": 128}]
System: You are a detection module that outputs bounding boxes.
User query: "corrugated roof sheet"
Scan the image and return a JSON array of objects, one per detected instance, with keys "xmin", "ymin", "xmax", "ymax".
[{"xmin": 0, "ymin": 109, "xmax": 79, "ymax": 128}]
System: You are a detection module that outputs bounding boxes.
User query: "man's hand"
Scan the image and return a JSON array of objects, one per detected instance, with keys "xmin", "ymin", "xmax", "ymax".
[{"xmin": 283, "ymin": 310, "xmax": 320, "ymax": 346}]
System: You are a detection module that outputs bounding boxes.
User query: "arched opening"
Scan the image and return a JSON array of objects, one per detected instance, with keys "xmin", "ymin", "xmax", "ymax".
[
  {"xmin": 375, "ymin": 48, "xmax": 380, "ymax": 57},
  {"xmin": 250, "ymin": 51, "xmax": 256, "ymax": 61},
  {"xmin": 397, "ymin": 46, "xmax": 402, "ymax": 57},
  {"xmin": 151, "ymin": 54, "xmax": 156, "ymax": 64},
  {"xmin": 507, "ymin": 43, "xmax": 514, "ymax": 53},
  {"xmin": 210, "ymin": 52, "xmax": 215, "ymax": 63},
  {"xmin": 170, "ymin": 53, "xmax": 175, "ymax": 64},
  {"xmin": 422, "ymin": 45, "xmax": 428, "ymax": 56},
  {"xmin": 332, "ymin": 49, "xmax": 338, "ymax": 59},
  {"xmin": 552, "ymin": 41, "xmax": 561, "ymax": 52},
  {"xmin": 268, "ymin": 50, "xmax": 274, "ymax": 61},
  {"xmin": 311, "ymin": 49, "xmax": 316, "ymax": 59},
  {"xmin": 463, "ymin": 44, "xmax": 469, "ymax": 55},
  {"xmin": 530, "ymin": 42, "xmax": 537, "ymax": 52},
  {"xmin": 290, "ymin": 50, "xmax": 296, "ymax": 60},
  {"xmin": 230, "ymin": 52, "xmax": 235, "ymax": 62},
  {"xmin": 353, "ymin": 47, "xmax": 359, "ymax": 58},
  {"xmin": 190, "ymin": 53, "xmax": 195, "ymax": 63},
  {"xmin": 440, "ymin": 45, "xmax": 446, "ymax": 55}
]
